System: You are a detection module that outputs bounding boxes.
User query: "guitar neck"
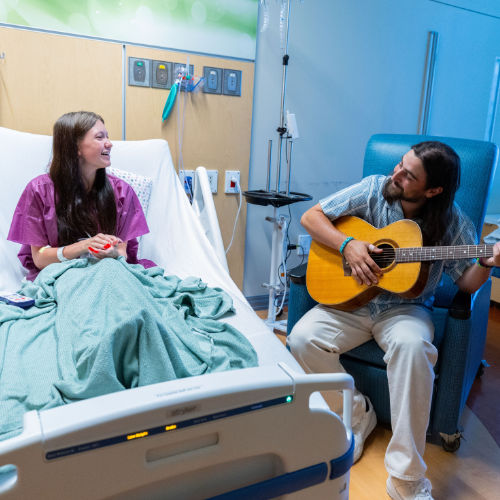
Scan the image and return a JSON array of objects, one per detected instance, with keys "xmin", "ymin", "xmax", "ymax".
[{"xmin": 395, "ymin": 244, "xmax": 493, "ymax": 263}]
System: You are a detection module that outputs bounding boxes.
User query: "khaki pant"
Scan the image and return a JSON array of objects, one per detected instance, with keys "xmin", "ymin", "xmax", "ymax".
[{"xmin": 287, "ymin": 304, "xmax": 437, "ymax": 481}]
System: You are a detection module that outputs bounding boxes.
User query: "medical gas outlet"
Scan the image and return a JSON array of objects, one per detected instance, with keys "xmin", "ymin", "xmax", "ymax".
[
  {"xmin": 129, "ymin": 58, "xmax": 151, "ymax": 87},
  {"xmin": 152, "ymin": 60, "xmax": 173, "ymax": 89},
  {"xmin": 203, "ymin": 67, "xmax": 223, "ymax": 94},
  {"xmin": 225, "ymin": 171, "xmax": 240, "ymax": 193},
  {"xmin": 223, "ymin": 69, "xmax": 242, "ymax": 97},
  {"xmin": 202, "ymin": 67, "xmax": 242, "ymax": 96},
  {"xmin": 174, "ymin": 63, "xmax": 194, "ymax": 91}
]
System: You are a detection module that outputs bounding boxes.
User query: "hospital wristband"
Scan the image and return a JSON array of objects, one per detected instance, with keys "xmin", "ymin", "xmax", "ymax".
[
  {"xmin": 339, "ymin": 237, "xmax": 355, "ymax": 255},
  {"xmin": 476, "ymin": 257, "xmax": 493, "ymax": 269},
  {"xmin": 57, "ymin": 246, "xmax": 68, "ymax": 262}
]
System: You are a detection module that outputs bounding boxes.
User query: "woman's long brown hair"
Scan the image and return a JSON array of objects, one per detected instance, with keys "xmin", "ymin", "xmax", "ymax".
[{"xmin": 50, "ymin": 111, "xmax": 117, "ymax": 246}]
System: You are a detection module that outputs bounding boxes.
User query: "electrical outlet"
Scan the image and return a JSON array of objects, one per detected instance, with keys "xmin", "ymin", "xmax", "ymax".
[
  {"xmin": 207, "ymin": 170, "xmax": 218, "ymax": 193},
  {"xmin": 225, "ymin": 171, "xmax": 240, "ymax": 193},
  {"xmin": 297, "ymin": 235, "xmax": 312, "ymax": 256},
  {"xmin": 179, "ymin": 170, "xmax": 195, "ymax": 193}
]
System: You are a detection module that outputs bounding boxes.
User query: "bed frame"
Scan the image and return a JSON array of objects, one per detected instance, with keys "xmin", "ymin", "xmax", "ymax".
[{"xmin": 0, "ymin": 127, "xmax": 354, "ymax": 499}]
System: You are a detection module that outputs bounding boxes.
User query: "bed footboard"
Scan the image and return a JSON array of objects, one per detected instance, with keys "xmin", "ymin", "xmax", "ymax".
[{"xmin": 0, "ymin": 364, "xmax": 353, "ymax": 500}]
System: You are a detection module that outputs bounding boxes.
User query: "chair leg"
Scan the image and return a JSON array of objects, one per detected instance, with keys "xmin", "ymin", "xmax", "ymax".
[{"xmin": 475, "ymin": 359, "xmax": 490, "ymax": 378}]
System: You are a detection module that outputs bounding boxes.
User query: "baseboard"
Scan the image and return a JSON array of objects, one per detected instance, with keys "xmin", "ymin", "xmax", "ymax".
[{"xmin": 245, "ymin": 294, "xmax": 289, "ymax": 311}]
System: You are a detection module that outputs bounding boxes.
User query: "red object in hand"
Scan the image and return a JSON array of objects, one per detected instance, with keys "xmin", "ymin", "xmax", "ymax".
[
  {"xmin": 103, "ymin": 244, "xmax": 111, "ymax": 250},
  {"xmin": 88, "ymin": 247, "xmax": 99, "ymax": 254}
]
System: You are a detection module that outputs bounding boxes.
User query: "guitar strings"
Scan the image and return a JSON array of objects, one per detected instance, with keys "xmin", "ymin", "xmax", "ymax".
[{"xmin": 364, "ymin": 246, "xmax": 488, "ymax": 266}]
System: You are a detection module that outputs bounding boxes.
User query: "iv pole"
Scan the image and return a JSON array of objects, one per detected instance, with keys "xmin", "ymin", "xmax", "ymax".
[
  {"xmin": 266, "ymin": 0, "xmax": 309, "ymax": 331},
  {"xmin": 243, "ymin": 0, "xmax": 311, "ymax": 332},
  {"xmin": 265, "ymin": 0, "xmax": 292, "ymax": 332}
]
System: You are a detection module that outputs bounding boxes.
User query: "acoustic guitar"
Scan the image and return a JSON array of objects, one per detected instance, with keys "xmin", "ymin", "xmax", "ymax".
[{"xmin": 306, "ymin": 215, "xmax": 492, "ymax": 311}]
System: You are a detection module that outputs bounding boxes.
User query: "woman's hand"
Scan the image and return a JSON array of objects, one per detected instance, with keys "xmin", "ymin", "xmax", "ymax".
[
  {"xmin": 83, "ymin": 234, "xmax": 122, "ymax": 260},
  {"xmin": 343, "ymin": 240, "xmax": 384, "ymax": 286}
]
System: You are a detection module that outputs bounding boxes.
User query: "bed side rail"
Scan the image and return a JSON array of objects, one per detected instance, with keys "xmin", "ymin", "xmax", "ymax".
[{"xmin": 192, "ymin": 167, "xmax": 229, "ymax": 274}]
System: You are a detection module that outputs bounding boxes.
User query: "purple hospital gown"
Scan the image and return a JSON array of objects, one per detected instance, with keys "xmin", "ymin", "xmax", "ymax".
[{"xmin": 8, "ymin": 173, "xmax": 157, "ymax": 282}]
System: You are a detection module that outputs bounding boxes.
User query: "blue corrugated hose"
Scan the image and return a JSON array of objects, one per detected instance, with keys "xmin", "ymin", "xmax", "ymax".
[{"xmin": 162, "ymin": 82, "xmax": 178, "ymax": 122}]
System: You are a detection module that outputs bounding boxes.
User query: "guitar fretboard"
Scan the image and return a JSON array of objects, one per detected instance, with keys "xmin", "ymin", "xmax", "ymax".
[{"xmin": 395, "ymin": 245, "xmax": 493, "ymax": 263}]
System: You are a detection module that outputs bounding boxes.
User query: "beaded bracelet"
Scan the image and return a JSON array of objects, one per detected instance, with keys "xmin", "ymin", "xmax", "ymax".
[
  {"xmin": 476, "ymin": 257, "xmax": 493, "ymax": 269},
  {"xmin": 339, "ymin": 236, "xmax": 355, "ymax": 255}
]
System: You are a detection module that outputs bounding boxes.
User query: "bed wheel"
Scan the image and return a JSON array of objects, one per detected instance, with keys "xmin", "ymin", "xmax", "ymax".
[
  {"xmin": 440, "ymin": 427, "xmax": 464, "ymax": 453},
  {"xmin": 276, "ymin": 307, "xmax": 284, "ymax": 318}
]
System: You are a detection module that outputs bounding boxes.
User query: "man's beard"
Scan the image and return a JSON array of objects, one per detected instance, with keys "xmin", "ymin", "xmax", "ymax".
[{"xmin": 382, "ymin": 176, "xmax": 425, "ymax": 204}]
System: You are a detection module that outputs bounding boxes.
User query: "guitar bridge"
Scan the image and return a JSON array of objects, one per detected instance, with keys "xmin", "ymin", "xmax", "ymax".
[{"xmin": 342, "ymin": 256, "xmax": 352, "ymax": 276}]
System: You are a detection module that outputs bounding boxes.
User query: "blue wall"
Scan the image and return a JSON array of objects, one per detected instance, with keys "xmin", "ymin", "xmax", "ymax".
[{"xmin": 243, "ymin": 0, "xmax": 500, "ymax": 297}]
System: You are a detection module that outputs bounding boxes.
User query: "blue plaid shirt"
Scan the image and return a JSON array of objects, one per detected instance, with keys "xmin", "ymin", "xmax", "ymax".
[{"xmin": 319, "ymin": 175, "xmax": 477, "ymax": 319}]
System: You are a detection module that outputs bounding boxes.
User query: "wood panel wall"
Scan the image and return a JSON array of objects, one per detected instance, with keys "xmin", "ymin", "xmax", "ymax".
[
  {"xmin": 0, "ymin": 27, "xmax": 122, "ymax": 137},
  {"xmin": 0, "ymin": 26, "xmax": 254, "ymax": 290}
]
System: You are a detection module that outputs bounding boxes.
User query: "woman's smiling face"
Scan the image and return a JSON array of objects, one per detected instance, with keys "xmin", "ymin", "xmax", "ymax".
[{"xmin": 77, "ymin": 120, "xmax": 112, "ymax": 172}]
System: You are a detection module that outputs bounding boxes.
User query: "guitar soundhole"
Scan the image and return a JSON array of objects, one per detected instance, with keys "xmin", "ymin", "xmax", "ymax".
[{"xmin": 372, "ymin": 243, "xmax": 395, "ymax": 270}]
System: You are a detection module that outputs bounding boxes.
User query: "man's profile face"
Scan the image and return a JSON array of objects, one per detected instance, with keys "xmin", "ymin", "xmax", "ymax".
[{"xmin": 383, "ymin": 149, "xmax": 431, "ymax": 204}]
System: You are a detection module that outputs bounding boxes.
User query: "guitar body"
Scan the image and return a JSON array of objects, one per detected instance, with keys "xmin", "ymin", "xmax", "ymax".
[{"xmin": 306, "ymin": 216, "xmax": 430, "ymax": 311}]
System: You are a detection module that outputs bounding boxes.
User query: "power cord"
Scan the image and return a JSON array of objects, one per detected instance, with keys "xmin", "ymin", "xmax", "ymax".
[
  {"xmin": 225, "ymin": 177, "xmax": 242, "ymax": 254},
  {"xmin": 278, "ymin": 205, "xmax": 305, "ymax": 287},
  {"xmin": 176, "ymin": 63, "xmax": 193, "ymax": 202},
  {"xmin": 266, "ymin": 219, "xmax": 288, "ymax": 322}
]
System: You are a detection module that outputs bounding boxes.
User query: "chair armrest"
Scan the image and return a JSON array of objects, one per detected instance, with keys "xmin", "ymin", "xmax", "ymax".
[
  {"xmin": 431, "ymin": 279, "xmax": 491, "ymax": 434},
  {"xmin": 446, "ymin": 276, "xmax": 493, "ymax": 320},
  {"xmin": 287, "ymin": 263, "xmax": 318, "ymax": 336},
  {"xmin": 288, "ymin": 263, "xmax": 308, "ymax": 285}
]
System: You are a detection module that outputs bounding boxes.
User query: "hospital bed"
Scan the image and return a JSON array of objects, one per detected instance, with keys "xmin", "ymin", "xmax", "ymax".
[{"xmin": 0, "ymin": 127, "xmax": 354, "ymax": 500}]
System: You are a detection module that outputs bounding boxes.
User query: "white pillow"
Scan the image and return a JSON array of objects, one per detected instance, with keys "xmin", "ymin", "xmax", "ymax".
[{"xmin": 107, "ymin": 167, "xmax": 153, "ymax": 216}]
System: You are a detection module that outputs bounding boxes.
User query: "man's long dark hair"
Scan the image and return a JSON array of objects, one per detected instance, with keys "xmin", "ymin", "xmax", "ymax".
[
  {"xmin": 411, "ymin": 141, "xmax": 461, "ymax": 246},
  {"xmin": 50, "ymin": 111, "xmax": 117, "ymax": 246}
]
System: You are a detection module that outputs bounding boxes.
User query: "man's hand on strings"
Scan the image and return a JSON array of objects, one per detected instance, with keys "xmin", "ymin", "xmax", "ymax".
[{"xmin": 343, "ymin": 240, "xmax": 384, "ymax": 286}]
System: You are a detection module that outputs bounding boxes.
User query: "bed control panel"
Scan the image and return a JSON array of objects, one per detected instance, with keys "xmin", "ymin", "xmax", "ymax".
[
  {"xmin": 0, "ymin": 292, "xmax": 35, "ymax": 308},
  {"xmin": 45, "ymin": 393, "xmax": 295, "ymax": 460},
  {"xmin": 39, "ymin": 364, "xmax": 295, "ymax": 455}
]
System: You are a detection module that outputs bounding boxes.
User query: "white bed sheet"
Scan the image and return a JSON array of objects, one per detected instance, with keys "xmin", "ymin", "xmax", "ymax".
[{"xmin": 0, "ymin": 127, "xmax": 322, "ymax": 402}]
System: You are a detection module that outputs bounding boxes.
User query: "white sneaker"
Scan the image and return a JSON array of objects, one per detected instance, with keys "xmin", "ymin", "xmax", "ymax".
[
  {"xmin": 387, "ymin": 475, "xmax": 434, "ymax": 500},
  {"xmin": 352, "ymin": 396, "xmax": 377, "ymax": 463}
]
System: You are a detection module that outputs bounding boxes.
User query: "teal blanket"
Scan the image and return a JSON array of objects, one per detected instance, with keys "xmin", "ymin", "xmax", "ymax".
[{"xmin": 0, "ymin": 257, "xmax": 257, "ymax": 442}]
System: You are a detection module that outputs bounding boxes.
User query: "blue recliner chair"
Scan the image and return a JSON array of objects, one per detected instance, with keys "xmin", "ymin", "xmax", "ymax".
[{"xmin": 287, "ymin": 134, "xmax": 498, "ymax": 450}]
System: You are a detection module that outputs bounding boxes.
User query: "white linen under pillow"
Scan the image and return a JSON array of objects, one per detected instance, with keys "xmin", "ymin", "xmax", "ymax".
[{"xmin": 107, "ymin": 167, "xmax": 153, "ymax": 216}]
